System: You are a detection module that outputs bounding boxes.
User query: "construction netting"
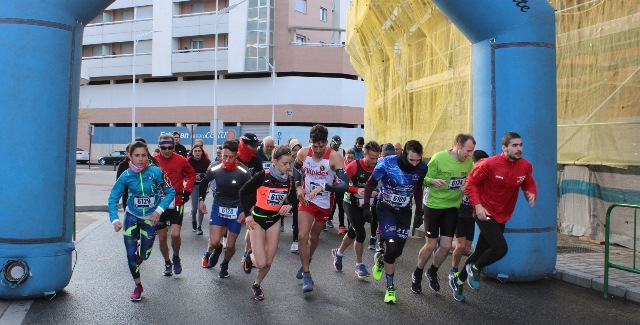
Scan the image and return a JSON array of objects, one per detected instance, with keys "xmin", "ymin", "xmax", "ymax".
[{"xmin": 346, "ymin": 0, "xmax": 639, "ymax": 166}]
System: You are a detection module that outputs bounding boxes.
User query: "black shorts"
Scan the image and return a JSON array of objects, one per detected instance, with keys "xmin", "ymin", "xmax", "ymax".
[
  {"xmin": 252, "ymin": 213, "xmax": 283, "ymax": 231},
  {"xmin": 424, "ymin": 206, "xmax": 458, "ymax": 238},
  {"xmin": 455, "ymin": 204, "xmax": 475, "ymax": 240},
  {"xmin": 156, "ymin": 207, "xmax": 184, "ymax": 230}
]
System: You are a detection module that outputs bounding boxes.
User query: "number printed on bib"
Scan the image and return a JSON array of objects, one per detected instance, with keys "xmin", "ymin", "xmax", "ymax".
[
  {"xmin": 309, "ymin": 182, "xmax": 327, "ymax": 196},
  {"xmin": 219, "ymin": 206, "xmax": 239, "ymax": 219},
  {"xmin": 386, "ymin": 194, "xmax": 410, "ymax": 207},
  {"xmin": 134, "ymin": 196, "xmax": 155, "ymax": 209},
  {"xmin": 448, "ymin": 176, "xmax": 466, "ymax": 190},
  {"xmin": 262, "ymin": 162, "xmax": 273, "ymax": 169},
  {"xmin": 267, "ymin": 189, "xmax": 288, "ymax": 206}
]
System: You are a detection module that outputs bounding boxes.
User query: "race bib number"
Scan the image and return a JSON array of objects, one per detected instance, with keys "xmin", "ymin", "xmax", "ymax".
[
  {"xmin": 219, "ymin": 206, "xmax": 238, "ymax": 219},
  {"xmin": 386, "ymin": 194, "xmax": 410, "ymax": 207},
  {"xmin": 448, "ymin": 176, "xmax": 466, "ymax": 190},
  {"xmin": 461, "ymin": 194, "xmax": 470, "ymax": 205},
  {"xmin": 310, "ymin": 182, "xmax": 328, "ymax": 196},
  {"xmin": 134, "ymin": 196, "xmax": 155, "ymax": 209},
  {"xmin": 262, "ymin": 161, "xmax": 273, "ymax": 169},
  {"xmin": 267, "ymin": 189, "xmax": 288, "ymax": 206}
]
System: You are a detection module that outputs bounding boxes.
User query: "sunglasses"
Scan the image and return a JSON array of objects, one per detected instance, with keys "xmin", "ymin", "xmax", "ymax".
[{"xmin": 160, "ymin": 146, "xmax": 174, "ymax": 151}]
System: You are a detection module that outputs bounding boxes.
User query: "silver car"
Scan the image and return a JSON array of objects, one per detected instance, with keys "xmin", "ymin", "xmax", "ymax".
[{"xmin": 76, "ymin": 148, "xmax": 90, "ymax": 164}]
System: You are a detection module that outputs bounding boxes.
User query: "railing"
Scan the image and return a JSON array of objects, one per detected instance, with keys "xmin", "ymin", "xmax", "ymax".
[
  {"xmin": 81, "ymin": 52, "xmax": 152, "ymax": 60},
  {"xmin": 86, "ymin": 18, "xmax": 152, "ymax": 27},
  {"xmin": 604, "ymin": 203, "xmax": 640, "ymax": 298},
  {"xmin": 289, "ymin": 42, "xmax": 344, "ymax": 47}
]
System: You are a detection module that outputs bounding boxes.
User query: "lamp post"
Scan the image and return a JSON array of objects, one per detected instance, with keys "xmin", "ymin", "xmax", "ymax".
[
  {"xmin": 132, "ymin": 30, "xmax": 158, "ymax": 142},
  {"xmin": 258, "ymin": 57, "xmax": 276, "ymax": 138},
  {"xmin": 213, "ymin": 0, "xmax": 247, "ymax": 153}
]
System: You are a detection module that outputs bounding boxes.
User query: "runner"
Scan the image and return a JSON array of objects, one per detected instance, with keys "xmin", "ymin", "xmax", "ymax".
[
  {"xmin": 368, "ymin": 143, "xmax": 396, "ymax": 250},
  {"xmin": 255, "ymin": 135, "xmax": 275, "ymax": 170},
  {"xmin": 293, "ymin": 124, "xmax": 349, "ymax": 293},
  {"xmin": 411, "ymin": 134, "xmax": 475, "ymax": 296},
  {"xmin": 287, "ymin": 138, "xmax": 303, "ymax": 253},
  {"xmin": 450, "ymin": 132, "xmax": 536, "ymax": 299},
  {"xmin": 447, "ymin": 149, "xmax": 488, "ymax": 301},
  {"xmin": 198, "ymin": 140, "xmax": 252, "ymax": 278},
  {"xmin": 331, "ymin": 141, "xmax": 381, "ymax": 280},
  {"xmin": 108, "ymin": 141, "xmax": 175, "ymax": 301},
  {"xmin": 362, "ymin": 140, "xmax": 427, "ymax": 304},
  {"xmin": 154, "ymin": 134, "xmax": 196, "ymax": 277},
  {"xmin": 239, "ymin": 145, "xmax": 298, "ymax": 300},
  {"xmin": 328, "ymin": 135, "xmax": 346, "ymax": 231},
  {"xmin": 236, "ymin": 133, "xmax": 264, "ymax": 263},
  {"xmin": 188, "ymin": 144, "xmax": 212, "ymax": 235}
]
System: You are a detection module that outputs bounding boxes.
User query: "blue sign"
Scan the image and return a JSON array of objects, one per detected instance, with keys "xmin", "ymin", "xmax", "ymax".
[
  {"xmin": 92, "ymin": 126, "xmax": 240, "ymax": 145},
  {"xmin": 277, "ymin": 131, "xmax": 282, "ymax": 139},
  {"xmin": 285, "ymin": 110, "xmax": 293, "ymax": 116}
]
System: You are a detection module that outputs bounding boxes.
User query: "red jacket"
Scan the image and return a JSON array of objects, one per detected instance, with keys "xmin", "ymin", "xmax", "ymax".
[
  {"xmin": 154, "ymin": 153, "xmax": 196, "ymax": 206},
  {"xmin": 466, "ymin": 154, "xmax": 536, "ymax": 224}
]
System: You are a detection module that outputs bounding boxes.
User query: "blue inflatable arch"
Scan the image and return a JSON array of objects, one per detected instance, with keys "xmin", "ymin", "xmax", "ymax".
[
  {"xmin": 431, "ymin": 0, "xmax": 557, "ymax": 281},
  {"xmin": 0, "ymin": 0, "xmax": 114, "ymax": 298}
]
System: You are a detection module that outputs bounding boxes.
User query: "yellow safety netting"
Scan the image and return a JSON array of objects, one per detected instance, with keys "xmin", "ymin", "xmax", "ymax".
[{"xmin": 346, "ymin": 0, "xmax": 639, "ymax": 166}]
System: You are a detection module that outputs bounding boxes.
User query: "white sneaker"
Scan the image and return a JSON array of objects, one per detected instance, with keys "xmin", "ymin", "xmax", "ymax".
[
  {"xmin": 222, "ymin": 236, "xmax": 228, "ymax": 249},
  {"xmin": 290, "ymin": 241, "xmax": 299, "ymax": 253}
]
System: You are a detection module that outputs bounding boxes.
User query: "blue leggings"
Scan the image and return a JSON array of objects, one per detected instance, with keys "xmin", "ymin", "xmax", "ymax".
[{"xmin": 123, "ymin": 212, "xmax": 157, "ymax": 280}]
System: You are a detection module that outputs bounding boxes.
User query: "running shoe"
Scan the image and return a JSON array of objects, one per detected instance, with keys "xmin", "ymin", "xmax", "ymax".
[
  {"xmin": 355, "ymin": 264, "xmax": 370, "ymax": 280},
  {"xmin": 411, "ymin": 273, "xmax": 422, "ymax": 294},
  {"xmin": 251, "ymin": 283, "xmax": 265, "ymax": 301},
  {"xmin": 302, "ymin": 273, "xmax": 314, "ymax": 293},
  {"xmin": 130, "ymin": 284, "xmax": 143, "ymax": 301},
  {"xmin": 338, "ymin": 226, "xmax": 346, "ymax": 235},
  {"xmin": 172, "ymin": 255, "xmax": 182, "ymax": 275},
  {"xmin": 280, "ymin": 222, "xmax": 285, "ymax": 232},
  {"xmin": 466, "ymin": 264, "xmax": 481, "ymax": 290},
  {"xmin": 162, "ymin": 261, "xmax": 173, "ymax": 276},
  {"xmin": 290, "ymin": 241, "xmax": 299, "ymax": 253},
  {"xmin": 427, "ymin": 272, "xmax": 440, "ymax": 292},
  {"xmin": 242, "ymin": 250, "xmax": 253, "ymax": 274},
  {"xmin": 208, "ymin": 248, "xmax": 222, "ymax": 268},
  {"xmin": 219, "ymin": 262, "xmax": 229, "ymax": 278},
  {"xmin": 296, "ymin": 266, "xmax": 304, "ymax": 279},
  {"xmin": 372, "ymin": 252, "xmax": 384, "ymax": 281},
  {"xmin": 326, "ymin": 220, "xmax": 334, "ymax": 228},
  {"xmin": 191, "ymin": 220, "xmax": 197, "ymax": 232},
  {"xmin": 368, "ymin": 237, "xmax": 376, "ymax": 250},
  {"xmin": 196, "ymin": 227, "xmax": 203, "ymax": 235},
  {"xmin": 331, "ymin": 248, "xmax": 343, "ymax": 271},
  {"xmin": 448, "ymin": 271, "xmax": 465, "ymax": 302},
  {"xmin": 202, "ymin": 252, "xmax": 211, "ymax": 268},
  {"xmin": 384, "ymin": 285, "xmax": 396, "ymax": 304}
]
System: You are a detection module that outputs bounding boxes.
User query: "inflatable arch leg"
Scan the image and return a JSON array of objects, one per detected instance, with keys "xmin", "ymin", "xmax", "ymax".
[
  {"xmin": 431, "ymin": 0, "xmax": 557, "ymax": 281},
  {"xmin": 0, "ymin": 0, "xmax": 114, "ymax": 298}
]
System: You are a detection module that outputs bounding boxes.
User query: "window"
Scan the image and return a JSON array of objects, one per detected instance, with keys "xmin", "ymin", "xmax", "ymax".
[
  {"xmin": 192, "ymin": 2, "xmax": 205, "ymax": 14},
  {"xmin": 295, "ymin": 34, "xmax": 306, "ymax": 43},
  {"xmin": 295, "ymin": 0, "xmax": 307, "ymax": 14},
  {"xmin": 191, "ymin": 39, "xmax": 203, "ymax": 50},
  {"xmin": 121, "ymin": 9, "xmax": 133, "ymax": 21},
  {"xmin": 121, "ymin": 43, "xmax": 133, "ymax": 55},
  {"xmin": 320, "ymin": 7, "xmax": 327, "ymax": 22}
]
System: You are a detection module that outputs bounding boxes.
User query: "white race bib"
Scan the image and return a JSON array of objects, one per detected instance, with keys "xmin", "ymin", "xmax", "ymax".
[
  {"xmin": 448, "ymin": 176, "xmax": 465, "ymax": 190},
  {"xmin": 310, "ymin": 182, "xmax": 328, "ymax": 197},
  {"xmin": 134, "ymin": 196, "xmax": 155, "ymax": 209},
  {"xmin": 267, "ymin": 189, "xmax": 288, "ymax": 206},
  {"xmin": 262, "ymin": 161, "xmax": 273, "ymax": 169},
  {"xmin": 219, "ymin": 206, "xmax": 239, "ymax": 219},
  {"xmin": 386, "ymin": 194, "xmax": 410, "ymax": 207}
]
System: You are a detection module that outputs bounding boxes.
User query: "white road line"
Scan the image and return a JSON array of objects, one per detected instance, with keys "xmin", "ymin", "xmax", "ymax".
[{"xmin": 0, "ymin": 300, "xmax": 33, "ymax": 325}]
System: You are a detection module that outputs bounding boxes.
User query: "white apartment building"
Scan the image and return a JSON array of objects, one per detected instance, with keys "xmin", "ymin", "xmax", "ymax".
[{"xmin": 79, "ymin": 0, "xmax": 364, "ymax": 157}]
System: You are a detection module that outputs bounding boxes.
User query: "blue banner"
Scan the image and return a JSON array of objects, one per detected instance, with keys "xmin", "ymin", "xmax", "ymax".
[{"xmin": 92, "ymin": 126, "xmax": 240, "ymax": 145}]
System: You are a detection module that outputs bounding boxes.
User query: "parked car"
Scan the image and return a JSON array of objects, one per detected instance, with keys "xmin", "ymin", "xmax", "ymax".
[
  {"xmin": 76, "ymin": 148, "xmax": 90, "ymax": 164},
  {"xmin": 98, "ymin": 151, "xmax": 127, "ymax": 166}
]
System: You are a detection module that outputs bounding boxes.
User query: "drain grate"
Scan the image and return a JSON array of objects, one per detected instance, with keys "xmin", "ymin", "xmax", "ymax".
[{"xmin": 557, "ymin": 246, "xmax": 600, "ymax": 254}]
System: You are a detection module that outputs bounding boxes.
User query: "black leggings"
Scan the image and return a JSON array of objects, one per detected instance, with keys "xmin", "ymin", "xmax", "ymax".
[
  {"xmin": 460, "ymin": 218, "xmax": 507, "ymax": 279},
  {"xmin": 330, "ymin": 193, "xmax": 345, "ymax": 226},
  {"xmin": 291, "ymin": 204, "xmax": 298, "ymax": 241},
  {"xmin": 344, "ymin": 203, "xmax": 366, "ymax": 243}
]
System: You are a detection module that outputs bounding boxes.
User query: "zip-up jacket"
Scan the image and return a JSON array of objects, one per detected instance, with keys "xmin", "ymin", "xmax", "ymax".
[
  {"xmin": 108, "ymin": 165, "xmax": 176, "ymax": 223},
  {"xmin": 154, "ymin": 153, "xmax": 196, "ymax": 206},
  {"xmin": 466, "ymin": 153, "xmax": 537, "ymax": 224}
]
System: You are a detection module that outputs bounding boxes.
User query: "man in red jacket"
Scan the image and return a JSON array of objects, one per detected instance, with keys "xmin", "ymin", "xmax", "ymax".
[
  {"xmin": 450, "ymin": 131, "xmax": 536, "ymax": 296},
  {"xmin": 154, "ymin": 134, "xmax": 196, "ymax": 276}
]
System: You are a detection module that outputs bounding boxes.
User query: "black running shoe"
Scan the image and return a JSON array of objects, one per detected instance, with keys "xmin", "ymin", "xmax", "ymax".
[
  {"xmin": 209, "ymin": 248, "xmax": 222, "ymax": 268},
  {"xmin": 427, "ymin": 272, "xmax": 440, "ymax": 292},
  {"xmin": 411, "ymin": 273, "xmax": 422, "ymax": 294},
  {"xmin": 219, "ymin": 262, "xmax": 229, "ymax": 278}
]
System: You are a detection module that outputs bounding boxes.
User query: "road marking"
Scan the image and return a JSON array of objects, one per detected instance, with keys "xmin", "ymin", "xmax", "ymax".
[{"xmin": 0, "ymin": 300, "xmax": 33, "ymax": 325}]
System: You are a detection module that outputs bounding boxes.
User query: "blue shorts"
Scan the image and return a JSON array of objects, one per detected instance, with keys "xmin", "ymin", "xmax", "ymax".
[
  {"xmin": 376, "ymin": 201, "xmax": 411, "ymax": 243},
  {"xmin": 210, "ymin": 204, "xmax": 243, "ymax": 234}
]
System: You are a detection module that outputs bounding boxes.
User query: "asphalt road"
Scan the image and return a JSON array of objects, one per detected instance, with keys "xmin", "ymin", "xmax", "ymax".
[{"xmin": 24, "ymin": 218, "xmax": 640, "ymax": 325}]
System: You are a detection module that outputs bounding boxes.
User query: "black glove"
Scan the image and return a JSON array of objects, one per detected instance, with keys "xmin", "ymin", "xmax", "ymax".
[
  {"xmin": 182, "ymin": 191, "xmax": 191, "ymax": 204},
  {"xmin": 362, "ymin": 204, "xmax": 372, "ymax": 223},
  {"xmin": 413, "ymin": 209, "xmax": 424, "ymax": 229}
]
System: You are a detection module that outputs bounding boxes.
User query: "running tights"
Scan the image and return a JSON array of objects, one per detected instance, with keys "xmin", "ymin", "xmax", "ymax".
[{"xmin": 123, "ymin": 212, "xmax": 157, "ymax": 280}]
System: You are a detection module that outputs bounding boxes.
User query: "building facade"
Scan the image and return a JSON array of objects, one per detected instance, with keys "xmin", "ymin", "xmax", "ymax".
[{"xmin": 79, "ymin": 0, "xmax": 364, "ymax": 158}]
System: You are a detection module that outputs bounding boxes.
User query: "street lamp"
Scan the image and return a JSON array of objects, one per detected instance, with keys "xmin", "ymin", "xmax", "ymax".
[
  {"xmin": 132, "ymin": 30, "xmax": 159, "ymax": 142},
  {"xmin": 258, "ymin": 57, "xmax": 276, "ymax": 138},
  {"xmin": 213, "ymin": 0, "xmax": 247, "ymax": 153}
]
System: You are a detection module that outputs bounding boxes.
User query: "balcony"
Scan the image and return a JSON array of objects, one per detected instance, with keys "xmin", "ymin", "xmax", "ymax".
[
  {"xmin": 172, "ymin": 48, "xmax": 228, "ymax": 74},
  {"xmin": 81, "ymin": 53, "xmax": 152, "ymax": 78},
  {"xmin": 84, "ymin": 19, "xmax": 153, "ymax": 45},
  {"xmin": 173, "ymin": 12, "xmax": 229, "ymax": 38}
]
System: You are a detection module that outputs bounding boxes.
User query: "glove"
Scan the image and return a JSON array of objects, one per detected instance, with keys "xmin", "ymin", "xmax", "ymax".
[
  {"xmin": 362, "ymin": 204, "xmax": 372, "ymax": 223},
  {"xmin": 413, "ymin": 209, "xmax": 424, "ymax": 229},
  {"xmin": 182, "ymin": 191, "xmax": 191, "ymax": 204}
]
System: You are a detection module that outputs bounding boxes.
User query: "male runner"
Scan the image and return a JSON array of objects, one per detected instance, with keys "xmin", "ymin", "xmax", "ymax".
[
  {"xmin": 293, "ymin": 124, "xmax": 349, "ymax": 293},
  {"xmin": 363, "ymin": 140, "xmax": 427, "ymax": 304}
]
